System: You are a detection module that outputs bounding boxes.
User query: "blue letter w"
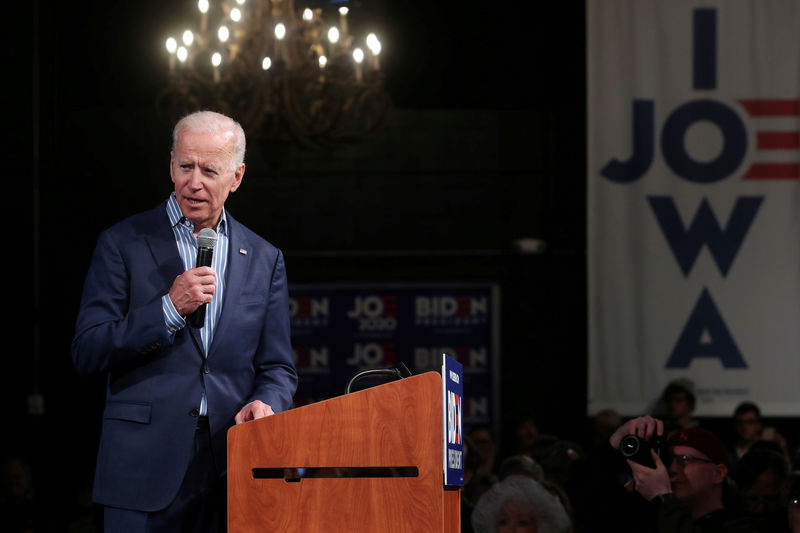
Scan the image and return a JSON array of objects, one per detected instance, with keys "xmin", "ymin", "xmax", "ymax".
[{"xmin": 648, "ymin": 196, "xmax": 763, "ymax": 277}]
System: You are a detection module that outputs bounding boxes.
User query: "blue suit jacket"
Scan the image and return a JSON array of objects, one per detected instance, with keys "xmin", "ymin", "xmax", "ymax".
[{"xmin": 72, "ymin": 202, "xmax": 297, "ymax": 512}]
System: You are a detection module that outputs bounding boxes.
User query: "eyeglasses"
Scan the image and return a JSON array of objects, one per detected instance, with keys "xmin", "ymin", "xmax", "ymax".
[{"xmin": 666, "ymin": 454, "xmax": 717, "ymax": 467}]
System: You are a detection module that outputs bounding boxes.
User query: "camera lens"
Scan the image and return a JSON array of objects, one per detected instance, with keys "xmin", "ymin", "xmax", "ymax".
[{"xmin": 620, "ymin": 435, "xmax": 641, "ymax": 457}]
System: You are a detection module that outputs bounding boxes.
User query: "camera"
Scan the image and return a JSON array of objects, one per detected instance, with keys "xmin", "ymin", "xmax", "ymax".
[{"xmin": 619, "ymin": 434, "xmax": 665, "ymax": 468}]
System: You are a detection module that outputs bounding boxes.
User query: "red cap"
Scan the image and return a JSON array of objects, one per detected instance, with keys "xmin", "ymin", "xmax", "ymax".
[{"xmin": 667, "ymin": 427, "xmax": 728, "ymax": 467}]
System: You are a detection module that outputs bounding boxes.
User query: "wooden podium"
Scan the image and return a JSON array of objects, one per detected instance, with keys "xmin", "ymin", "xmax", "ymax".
[{"xmin": 227, "ymin": 371, "xmax": 461, "ymax": 532}]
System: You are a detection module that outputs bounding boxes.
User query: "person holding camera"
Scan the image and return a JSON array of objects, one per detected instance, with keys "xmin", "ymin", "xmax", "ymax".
[{"xmin": 607, "ymin": 415, "xmax": 770, "ymax": 532}]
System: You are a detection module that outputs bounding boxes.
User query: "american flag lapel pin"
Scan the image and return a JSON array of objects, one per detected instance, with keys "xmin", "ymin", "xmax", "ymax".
[{"xmin": 239, "ymin": 248, "xmax": 247, "ymax": 255}]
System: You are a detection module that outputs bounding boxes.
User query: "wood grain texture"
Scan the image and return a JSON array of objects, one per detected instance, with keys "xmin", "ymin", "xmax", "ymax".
[{"xmin": 228, "ymin": 371, "xmax": 460, "ymax": 532}]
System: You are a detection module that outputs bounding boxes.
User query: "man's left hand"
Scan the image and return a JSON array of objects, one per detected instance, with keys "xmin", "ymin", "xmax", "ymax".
[{"xmin": 234, "ymin": 400, "xmax": 275, "ymax": 424}]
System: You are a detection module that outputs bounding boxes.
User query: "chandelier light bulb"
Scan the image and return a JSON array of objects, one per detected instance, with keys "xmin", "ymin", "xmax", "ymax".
[
  {"xmin": 197, "ymin": 0, "xmax": 209, "ymax": 14},
  {"xmin": 274, "ymin": 23, "xmax": 286, "ymax": 40},
  {"xmin": 211, "ymin": 52, "xmax": 222, "ymax": 67},
  {"xmin": 218, "ymin": 25, "xmax": 230, "ymax": 42},
  {"xmin": 303, "ymin": 8, "xmax": 313, "ymax": 21},
  {"xmin": 328, "ymin": 27, "xmax": 339, "ymax": 44},
  {"xmin": 177, "ymin": 46, "xmax": 188, "ymax": 62},
  {"xmin": 353, "ymin": 47, "xmax": 364, "ymax": 63},
  {"xmin": 319, "ymin": 55, "xmax": 327, "ymax": 68},
  {"xmin": 231, "ymin": 8, "xmax": 242, "ymax": 22},
  {"xmin": 262, "ymin": 56, "xmax": 272, "ymax": 70},
  {"xmin": 166, "ymin": 37, "xmax": 178, "ymax": 54},
  {"xmin": 366, "ymin": 33, "xmax": 381, "ymax": 55},
  {"xmin": 338, "ymin": 6, "xmax": 349, "ymax": 15},
  {"xmin": 182, "ymin": 30, "xmax": 194, "ymax": 47}
]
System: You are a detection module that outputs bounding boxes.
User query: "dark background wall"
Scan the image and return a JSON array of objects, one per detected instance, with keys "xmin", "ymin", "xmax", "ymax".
[{"xmin": 12, "ymin": 0, "xmax": 794, "ymax": 526}]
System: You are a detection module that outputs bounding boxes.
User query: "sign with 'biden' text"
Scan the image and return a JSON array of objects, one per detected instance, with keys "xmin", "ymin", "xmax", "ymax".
[{"xmin": 588, "ymin": 1, "xmax": 800, "ymax": 416}]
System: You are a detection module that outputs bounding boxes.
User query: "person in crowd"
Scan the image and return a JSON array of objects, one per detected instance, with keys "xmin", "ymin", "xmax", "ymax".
[
  {"xmin": 729, "ymin": 401, "xmax": 792, "ymax": 468},
  {"xmin": 608, "ymin": 415, "xmax": 771, "ymax": 531},
  {"xmin": 71, "ymin": 110, "xmax": 298, "ymax": 533},
  {"xmin": 471, "ymin": 475, "xmax": 572, "ymax": 533},
  {"xmin": 470, "ymin": 424, "xmax": 500, "ymax": 477},
  {"xmin": 498, "ymin": 454, "xmax": 545, "ymax": 482},
  {"xmin": 658, "ymin": 380, "xmax": 699, "ymax": 436},
  {"xmin": 730, "ymin": 446, "xmax": 791, "ymax": 529},
  {"xmin": 512, "ymin": 415, "xmax": 541, "ymax": 457}
]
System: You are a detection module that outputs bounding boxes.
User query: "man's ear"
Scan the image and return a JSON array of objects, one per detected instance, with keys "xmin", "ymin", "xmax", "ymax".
[
  {"xmin": 230, "ymin": 163, "xmax": 245, "ymax": 192},
  {"xmin": 712, "ymin": 464, "xmax": 728, "ymax": 484}
]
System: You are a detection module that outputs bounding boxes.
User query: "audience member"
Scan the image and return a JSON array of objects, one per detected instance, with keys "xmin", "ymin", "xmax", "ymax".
[
  {"xmin": 471, "ymin": 475, "xmax": 571, "ymax": 533},
  {"xmin": 498, "ymin": 455, "xmax": 544, "ymax": 482},
  {"xmin": 469, "ymin": 424, "xmax": 500, "ymax": 478},
  {"xmin": 511, "ymin": 415, "xmax": 541, "ymax": 457},
  {"xmin": 730, "ymin": 446, "xmax": 790, "ymax": 529},
  {"xmin": 729, "ymin": 401, "xmax": 792, "ymax": 469},
  {"xmin": 657, "ymin": 379, "xmax": 699, "ymax": 436},
  {"xmin": 730, "ymin": 402, "xmax": 764, "ymax": 465},
  {"xmin": 0, "ymin": 457, "xmax": 39, "ymax": 532},
  {"xmin": 607, "ymin": 415, "xmax": 770, "ymax": 531},
  {"xmin": 589, "ymin": 408, "xmax": 622, "ymax": 452}
]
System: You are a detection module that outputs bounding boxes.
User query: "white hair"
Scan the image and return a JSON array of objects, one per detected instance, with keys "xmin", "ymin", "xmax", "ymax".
[
  {"xmin": 172, "ymin": 110, "xmax": 246, "ymax": 172},
  {"xmin": 471, "ymin": 475, "xmax": 571, "ymax": 533}
]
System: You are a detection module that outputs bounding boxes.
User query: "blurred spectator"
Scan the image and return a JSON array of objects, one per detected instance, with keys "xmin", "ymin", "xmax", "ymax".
[
  {"xmin": 0, "ymin": 457, "xmax": 38, "ymax": 533},
  {"xmin": 589, "ymin": 409, "xmax": 622, "ymax": 451},
  {"xmin": 658, "ymin": 379, "xmax": 699, "ymax": 436},
  {"xmin": 729, "ymin": 402, "xmax": 792, "ymax": 468},
  {"xmin": 471, "ymin": 475, "xmax": 571, "ymax": 533},
  {"xmin": 469, "ymin": 424, "xmax": 499, "ymax": 477},
  {"xmin": 512, "ymin": 416, "xmax": 540, "ymax": 457},
  {"xmin": 498, "ymin": 455, "xmax": 544, "ymax": 482},
  {"xmin": 730, "ymin": 446, "xmax": 790, "ymax": 529}
]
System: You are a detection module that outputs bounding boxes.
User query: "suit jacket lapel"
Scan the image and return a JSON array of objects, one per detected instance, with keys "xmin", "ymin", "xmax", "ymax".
[
  {"xmin": 143, "ymin": 203, "xmax": 205, "ymax": 354},
  {"xmin": 208, "ymin": 213, "xmax": 249, "ymax": 358}
]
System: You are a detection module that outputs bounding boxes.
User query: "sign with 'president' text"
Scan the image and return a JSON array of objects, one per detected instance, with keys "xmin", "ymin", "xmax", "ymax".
[{"xmin": 588, "ymin": 1, "xmax": 800, "ymax": 416}]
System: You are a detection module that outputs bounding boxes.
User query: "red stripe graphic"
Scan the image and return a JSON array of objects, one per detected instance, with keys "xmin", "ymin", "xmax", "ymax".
[
  {"xmin": 757, "ymin": 131, "xmax": 800, "ymax": 149},
  {"xmin": 738, "ymin": 99, "xmax": 800, "ymax": 116},
  {"xmin": 743, "ymin": 163, "xmax": 800, "ymax": 180},
  {"xmin": 739, "ymin": 99, "xmax": 800, "ymax": 179}
]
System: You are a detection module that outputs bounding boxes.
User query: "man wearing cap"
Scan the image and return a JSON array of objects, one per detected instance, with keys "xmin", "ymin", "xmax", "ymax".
[{"xmin": 608, "ymin": 415, "xmax": 768, "ymax": 532}]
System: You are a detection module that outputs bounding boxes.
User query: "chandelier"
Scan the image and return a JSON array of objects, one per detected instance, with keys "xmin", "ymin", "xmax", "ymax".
[{"xmin": 157, "ymin": 0, "xmax": 393, "ymax": 149}]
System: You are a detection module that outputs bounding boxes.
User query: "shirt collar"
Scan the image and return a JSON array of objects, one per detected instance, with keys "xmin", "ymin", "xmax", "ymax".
[{"xmin": 166, "ymin": 192, "xmax": 228, "ymax": 236}]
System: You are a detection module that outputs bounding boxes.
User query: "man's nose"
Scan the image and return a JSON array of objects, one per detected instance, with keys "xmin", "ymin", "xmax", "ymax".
[{"xmin": 188, "ymin": 169, "xmax": 203, "ymax": 188}]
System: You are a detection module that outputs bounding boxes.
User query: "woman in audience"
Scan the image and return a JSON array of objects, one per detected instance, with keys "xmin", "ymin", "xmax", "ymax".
[{"xmin": 471, "ymin": 475, "xmax": 571, "ymax": 533}]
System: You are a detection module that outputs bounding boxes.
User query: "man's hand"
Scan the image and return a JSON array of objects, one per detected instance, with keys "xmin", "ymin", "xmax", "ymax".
[
  {"xmin": 235, "ymin": 400, "xmax": 275, "ymax": 424},
  {"xmin": 609, "ymin": 415, "xmax": 664, "ymax": 450},
  {"xmin": 168, "ymin": 267, "xmax": 216, "ymax": 317},
  {"xmin": 628, "ymin": 450, "xmax": 672, "ymax": 501}
]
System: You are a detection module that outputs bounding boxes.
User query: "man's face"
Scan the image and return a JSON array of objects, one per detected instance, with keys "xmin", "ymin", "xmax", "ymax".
[
  {"xmin": 667, "ymin": 445, "xmax": 726, "ymax": 505},
  {"xmin": 666, "ymin": 392, "xmax": 693, "ymax": 419},
  {"xmin": 170, "ymin": 128, "xmax": 244, "ymax": 233},
  {"xmin": 734, "ymin": 412, "xmax": 762, "ymax": 442}
]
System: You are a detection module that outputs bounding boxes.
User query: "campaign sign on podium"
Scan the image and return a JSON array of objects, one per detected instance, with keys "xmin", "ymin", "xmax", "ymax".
[{"xmin": 442, "ymin": 354, "xmax": 464, "ymax": 487}]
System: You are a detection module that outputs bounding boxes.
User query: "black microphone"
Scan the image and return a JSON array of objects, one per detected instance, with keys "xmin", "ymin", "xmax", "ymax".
[{"xmin": 187, "ymin": 228, "xmax": 218, "ymax": 328}]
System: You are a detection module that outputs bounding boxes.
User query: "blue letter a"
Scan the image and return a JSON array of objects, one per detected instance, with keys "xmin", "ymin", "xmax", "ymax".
[
  {"xmin": 666, "ymin": 288, "xmax": 746, "ymax": 369},
  {"xmin": 648, "ymin": 196, "xmax": 762, "ymax": 277}
]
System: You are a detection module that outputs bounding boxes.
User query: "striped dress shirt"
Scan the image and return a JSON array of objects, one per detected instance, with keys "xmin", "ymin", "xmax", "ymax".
[{"xmin": 161, "ymin": 193, "xmax": 229, "ymax": 414}]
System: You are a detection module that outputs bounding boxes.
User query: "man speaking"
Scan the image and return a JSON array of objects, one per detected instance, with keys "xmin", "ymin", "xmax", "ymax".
[{"xmin": 72, "ymin": 111, "xmax": 297, "ymax": 532}]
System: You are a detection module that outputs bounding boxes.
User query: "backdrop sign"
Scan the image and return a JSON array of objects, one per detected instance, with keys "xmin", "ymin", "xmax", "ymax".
[
  {"xmin": 588, "ymin": 1, "xmax": 800, "ymax": 416},
  {"xmin": 288, "ymin": 283, "xmax": 499, "ymax": 429}
]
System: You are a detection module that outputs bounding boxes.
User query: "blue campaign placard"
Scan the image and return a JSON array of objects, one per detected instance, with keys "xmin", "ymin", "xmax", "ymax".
[{"xmin": 442, "ymin": 354, "xmax": 464, "ymax": 486}]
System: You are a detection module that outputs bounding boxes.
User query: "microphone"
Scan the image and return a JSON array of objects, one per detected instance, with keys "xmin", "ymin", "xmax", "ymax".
[{"xmin": 187, "ymin": 228, "xmax": 218, "ymax": 328}]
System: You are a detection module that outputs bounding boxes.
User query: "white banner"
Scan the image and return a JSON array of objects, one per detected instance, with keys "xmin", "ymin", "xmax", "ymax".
[{"xmin": 588, "ymin": 0, "xmax": 800, "ymax": 417}]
